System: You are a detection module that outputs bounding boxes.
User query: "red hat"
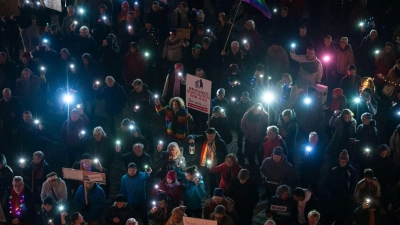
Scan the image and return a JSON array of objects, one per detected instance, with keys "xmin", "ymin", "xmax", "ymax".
[
  {"xmin": 174, "ymin": 63, "xmax": 184, "ymax": 70},
  {"xmin": 332, "ymin": 88, "xmax": 343, "ymax": 96},
  {"xmin": 166, "ymin": 170, "xmax": 177, "ymax": 180},
  {"xmin": 121, "ymin": 1, "xmax": 130, "ymax": 7}
]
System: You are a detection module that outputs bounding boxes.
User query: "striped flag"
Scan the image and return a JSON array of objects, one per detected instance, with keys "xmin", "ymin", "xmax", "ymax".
[{"xmin": 242, "ymin": 0, "xmax": 272, "ymax": 19}]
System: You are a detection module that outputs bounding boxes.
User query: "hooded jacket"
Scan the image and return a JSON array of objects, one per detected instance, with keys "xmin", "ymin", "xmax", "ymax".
[
  {"xmin": 260, "ymin": 155, "xmax": 295, "ymax": 186},
  {"xmin": 174, "ymin": 168, "xmax": 205, "ymax": 209},
  {"xmin": 292, "ymin": 189, "xmax": 320, "ymax": 225},
  {"xmin": 0, "ymin": 154, "xmax": 13, "ymax": 198},
  {"xmin": 120, "ymin": 171, "xmax": 150, "ymax": 207},
  {"xmin": 355, "ymin": 119, "xmax": 379, "ymax": 150},
  {"xmin": 336, "ymin": 44, "xmax": 355, "ymax": 74},
  {"xmin": 329, "ymin": 162, "xmax": 357, "ymax": 197}
]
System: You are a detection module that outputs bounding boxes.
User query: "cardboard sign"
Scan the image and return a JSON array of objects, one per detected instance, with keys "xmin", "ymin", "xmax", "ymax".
[
  {"xmin": 315, "ymin": 83, "xmax": 328, "ymax": 105},
  {"xmin": 62, "ymin": 168, "xmax": 106, "ymax": 184},
  {"xmin": 176, "ymin": 28, "xmax": 190, "ymax": 40},
  {"xmin": 185, "ymin": 74, "xmax": 212, "ymax": 114},
  {"xmin": 183, "ymin": 217, "xmax": 217, "ymax": 225},
  {"xmin": 0, "ymin": 0, "xmax": 20, "ymax": 17},
  {"xmin": 44, "ymin": 0, "xmax": 62, "ymax": 12}
]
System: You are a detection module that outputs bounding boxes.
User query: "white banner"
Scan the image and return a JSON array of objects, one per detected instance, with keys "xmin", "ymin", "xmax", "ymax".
[
  {"xmin": 183, "ymin": 217, "xmax": 217, "ymax": 225},
  {"xmin": 44, "ymin": 0, "xmax": 62, "ymax": 12},
  {"xmin": 185, "ymin": 74, "xmax": 212, "ymax": 114}
]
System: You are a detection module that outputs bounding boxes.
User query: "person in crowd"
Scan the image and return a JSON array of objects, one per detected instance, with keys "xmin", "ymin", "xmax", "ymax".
[
  {"xmin": 272, "ymin": 7, "xmax": 294, "ymax": 46},
  {"xmin": 116, "ymin": 143, "xmax": 152, "ymax": 172},
  {"xmin": 0, "ymin": 154, "xmax": 14, "ymax": 199},
  {"xmin": 211, "ymin": 89, "xmax": 230, "ymax": 112},
  {"xmin": 162, "ymin": 29, "xmax": 189, "ymax": 67},
  {"xmin": 68, "ymin": 25, "xmax": 97, "ymax": 59},
  {"xmin": 318, "ymin": 35, "xmax": 336, "ymax": 84},
  {"xmin": 265, "ymin": 185, "xmax": 293, "ymax": 225},
  {"xmin": 146, "ymin": 0, "xmax": 169, "ymax": 39},
  {"xmin": 352, "ymin": 88, "xmax": 378, "ymax": 121},
  {"xmin": 40, "ymin": 172, "xmax": 68, "ymax": 204},
  {"xmin": 265, "ymin": 40, "xmax": 289, "ymax": 80},
  {"xmin": 124, "ymin": 42, "xmax": 147, "ymax": 85},
  {"xmin": 241, "ymin": 20, "xmax": 261, "ymax": 57},
  {"xmin": 15, "ymin": 111, "xmax": 45, "ymax": 157},
  {"xmin": 16, "ymin": 68, "xmax": 46, "ymax": 111},
  {"xmin": 229, "ymin": 169, "xmax": 258, "ymax": 225},
  {"xmin": 101, "ymin": 194, "xmax": 135, "ymax": 225},
  {"xmin": 356, "ymin": 29, "xmax": 380, "ymax": 77},
  {"xmin": 148, "ymin": 192, "xmax": 173, "ymax": 225},
  {"xmin": 277, "ymin": 109, "xmax": 298, "ymax": 162},
  {"xmin": 83, "ymin": 126, "xmax": 114, "ymax": 171},
  {"xmin": 335, "ymin": 37, "xmax": 355, "ymax": 88},
  {"xmin": 16, "ymin": 0, "xmax": 39, "ymax": 52},
  {"xmin": 2, "ymin": 176, "xmax": 36, "ymax": 224},
  {"xmin": 208, "ymin": 106, "xmax": 232, "ymax": 145},
  {"xmin": 292, "ymin": 188, "xmax": 320, "ymax": 225},
  {"xmin": 371, "ymin": 144, "xmax": 394, "ymax": 193},
  {"xmin": 384, "ymin": 180, "xmax": 400, "ymax": 224},
  {"xmin": 220, "ymin": 63, "xmax": 247, "ymax": 99},
  {"xmin": 162, "ymin": 63, "xmax": 187, "ymax": 101},
  {"xmin": 355, "ymin": 113, "xmax": 379, "ymax": 167},
  {"xmin": 117, "ymin": 1, "xmax": 131, "ymax": 23},
  {"xmin": 40, "ymin": 196, "xmax": 61, "ymax": 225},
  {"xmin": 325, "ymin": 88, "xmax": 348, "ymax": 138},
  {"xmin": 264, "ymin": 220, "xmax": 277, "ymax": 225},
  {"xmin": 173, "ymin": 165, "xmax": 205, "ymax": 218},
  {"xmin": 300, "ymin": 132, "xmax": 323, "ymax": 194},
  {"xmin": 326, "ymin": 109, "xmax": 356, "ymax": 157},
  {"xmin": 209, "ymin": 205, "xmax": 234, "ymax": 225},
  {"xmin": 67, "ymin": 212, "xmax": 85, "ymax": 225},
  {"xmin": 61, "ymin": 108, "xmax": 89, "ymax": 166},
  {"xmin": 258, "ymin": 126, "xmax": 288, "ymax": 164},
  {"xmin": 373, "ymin": 42, "xmax": 398, "ymax": 91},
  {"xmin": 307, "ymin": 210, "xmax": 322, "ymax": 225},
  {"xmin": 241, "ymin": 103, "xmax": 269, "ymax": 167},
  {"xmin": 0, "ymin": 53, "xmax": 18, "ymax": 92},
  {"xmin": 209, "ymin": 154, "xmax": 241, "ymax": 196},
  {"xmin": 188, "ymin": 128, "xmax": 228, "ymax": 193},
  {"xmin": 165, "ymin": 206, "xmax": 187, "ymax": 225},
  {"xmin": 21, "ymin": 151, "xmax": 52, "ymax": 204},
  {"xmin": 354, "ymin": 168, "xmax": 381, "ymax": 208},
  {"xmin": 94, "ymin": 76, "xmax": 128, "ymax": 137},
  {"xmin": 213, "ymin": 13, "xmax": 232, "ymax": 52},
  {"xmin": 221, "ymin": 42, "xmax": 246, "ymax": 72},
  {"xmin": 339, "ymin": 65, "xmax": 361, "ymax": 102},
  {"xmin": 155, "ymin": 96, "xmax": 192, "ymax": 141},
  {"xmin": 117, "ymin": 11, "xmax": 140, "ymax": 56},
  {"xmin": 120, "ymin": 162, "xmax": 151, "ymax": 225},
  {"xmin": 61, "ymin": 5, "xmax": 90, "ymax": 36},
  {"xmin": 192, "ymin": 24, "xmax": 217, "ymax": 47},
  {"xmin": 234, "ymin": 91, "xmax": 255, "ymax": 164},
  {"xmin": 379, "ymin": 59, "xmax": 400, "ymax": 98},
  {"xmin": 290, "ymin": 47, "xmax": 323, "ymax": 89},
  {"xmin": 98, "ymin": 33, "xmax": 121, "ymax": 78},
  {"xmin": 156, "ymin": 142, "xmax": 186, "ymax": 179},
  {"xmin": 203, "ymin": 188, "xmax": 237, "ymax": 220},
  {"xmin": 292, "ymin": 25, "xmax": 313, "ymax": 55},
  {"xmin": 328, "ymin": 150, "xmax": 357, "ymax": 225},
  {"xmin": 260, "ymin": 146, "xmax": 295, "ymax": 199},
  {"xmin": 171, "ymin": 2, "xmax": 191, "ymax": 28},
  {"xmin": 116, "ymin": 118, "xmax": 149, "ymax": 154},
  {"xmin": 74, "ymin": 181, "xmax": 106, "ymax": 224}
]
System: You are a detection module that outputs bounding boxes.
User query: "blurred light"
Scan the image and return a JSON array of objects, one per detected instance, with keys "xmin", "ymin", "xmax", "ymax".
[
  {"xmin": 145, "ymin": 165, "xmax": 148, "ymax": 168},
  {"xmin": 95, "ymin": 81, "xmax": 100, "ymax": 85},
  {"xmin": 74, "ymin": 21, "xmax": 78, "ymax": 25},
  {"xmin": 397, "ymin": 111, "xmax": 400, "ymax": 115},
  {"xmin": 366, "ymin": 198, "xmax": 370, "ymax": 203},
  {"xmin": 257, "ymin": 106, "xmax": 262, "ymax": 110},
  {"xmin": 365, "ymin": 148, "xmax": 370, "ymax": 152},
  {"xmin": 128, "ymin": 25, "xmax": 132, "ymax": 30},
  {"xmin": 323, "ymin": 56, "xmax": 330, "ymax": 62},
  {"xmin": 243, "ymin": 39, "xmax": 247, "ymax": 44},
  {"xmin": 260, "ymin": 75, "xmax": 264, "ymax": 78},
  {"xmin": 159, "ymin": 140, "xmax": 163, "ymax": 144},
  {"xmin": 155, "ymin": 185, "xmax": 159, "ymax": 189},
  {"xmin": 48, "ymin": 219, "xmax": 52, "ymax": 223},
  {"xmin": 178, "ymin": 72, "xmax": 182, "ymax": 76},
  {"xmin": 207, "ymin": 29, "xmax": 210, "ymax": 32},
  {"xmin": 79, "ymin": 8, "xmax": 84, "ymax": 14},
  {"xmin": 70, "ymin": 64, "xmax": 74, "ymax": 68},
  {"xmin": 43, "ymin": 39, "xmax": 48, "ymax": 43},
  {"xmin": 135, "ymin": 1, "xmax": 138, "ymax": 5},
  {"xmin": 80, "ymin": 130, "xmax": 85, "ymax": 135},
  {"xmin": 268, "ymin": 76, "xmax": 271, "ymax": 80},
  {"xmin": 116, "ymin": 140, "xmax": 121, "ymax": 145},
  {"xmin": 152, "ymin": 201, "xmax": 156, "ymax": 205},
  {"xmin": 26, "ymin": 1, "xmax": 29, "ymax": 3},
  {"xmin": 59, "ymin": 205, "xmax": 64, "ymax": 211},
  {"xmin": 304, "ymin": 97, "xmax": 311, "ymax": 105},
  {"xmin": 19, "ymin": 158, "xmax": 25, "ymax": 163},
  {"xmin": 196, "ymin": 172, "xmax": 200, "ymax": 177},
  {"xmin": 135, "ymin": 105, "xmax": 139, "ymax": 109},
  {"xmin": 375, "ymin": 50, "xmax": 380, "ymax": 55},
  {"xmin": 354, "ymin": 97, "xmax": 361, "ymax": 103},
  {"xmin": 102, "ymin": 16, "xmax": 107, "ymax": 20},
  {"xmin": 273, "ymin": 8, "xmax": 277, "ymax": 13},
  {"xmin": 306, "ymin": 146, "xmax": 312, "ymax": 152},
  {"xmin": 63, "ymin": 94, "xmax": 73, "ymax": 104},
  {"xmin": 40, "ymin": 66, "xmax": 45, "ymax": 71},
  {"xmin": 231, "ymin": 97, "xmax": 236, "ymax": 102},
  {"xmin": 77, "ymin": 104, "xmax": 81, "ymax": 109},
  {"xmin": 34, "ymin": 119, "xmax": 39, "ymax": 124},
  {"xmin": 359, "ymin": 22, "xmax": 364, "ymax": 27},
  {"xmin": 207, "ymin": 160, "xmax": 211, "ymax": 165},
  {"xmin": 36, "ymin": 1, "xmax": 40, "ymax": 5},
  {"xmin": 291, "ymin": 43, "xmax": 296, "ymax": 48},
  {"xmin": 263, "ymin": 92, "xmax": 274, "ymax": 103},
  {"xmin": 154, "ymin": 94, "xmax": 159, "ymax": 99},
  {"xmin": 93, "ymin": 158, "xmax": 99, "ymax": 163},
  {"xmin": 144, "ymin": 52, "xmax": 149, "ymax": 57},
  {"xmin": 221, "ymin": 108, "xmax": 225, "ymax": 113},
  {"xmin": 129, "ymin": 125, "xmax": 134, "ymax": 130}
]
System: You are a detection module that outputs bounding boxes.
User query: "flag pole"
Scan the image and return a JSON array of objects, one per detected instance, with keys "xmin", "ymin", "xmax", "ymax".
[{"xmin": 223, "ymin": 0, "xmax": 243, "ymax": 50}]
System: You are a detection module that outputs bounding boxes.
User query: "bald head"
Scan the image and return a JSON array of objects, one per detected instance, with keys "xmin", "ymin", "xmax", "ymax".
[{"xmin": 2, "ymin": 88, "xmax": 11, "ymax": 101}]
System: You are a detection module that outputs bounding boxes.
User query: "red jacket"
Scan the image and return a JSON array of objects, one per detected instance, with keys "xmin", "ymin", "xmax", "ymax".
[
  {"xmin": 209, "ymin": 162, "xmax": 242, "ymax": 195},
  {"xmin": 151, "ymin": 179, "xmax": 184, "ymax": 207},
  {"xmin": 123, "ymin": 51, "xmax": 147, "ymax": 85}
]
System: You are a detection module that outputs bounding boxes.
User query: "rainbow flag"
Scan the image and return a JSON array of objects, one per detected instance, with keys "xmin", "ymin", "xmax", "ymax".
[{"xmin": 243, "ymin": 0, "xmax": 272, "ymax": 19}]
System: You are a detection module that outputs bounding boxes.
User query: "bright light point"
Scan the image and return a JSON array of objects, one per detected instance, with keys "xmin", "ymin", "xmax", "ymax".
[
  {"xmin": 41, "ymin": 66, "xmax": 45, "ymax": 71},
  {"xmin": 196, "ymin": 173, "xmax": 200, "ymax": 177},
  {"xmin": 26, "ymin": 1, "xmax": 29, "ymax": 3},
  {"xmin": 354, "ymin": 97, "xmax": 361, "ymax": 103},
  {"xmin": 243, "ymin": 39, "xmax": 247, "ymax": 44},
  {"xmin": 257, "ymin": 106, "xmax": 262, "ymax": 110},
  {"xmin": 263, "ymin": 92, "xmax": 274, "ymax": 103},
  {"xmin": 77, "ymin": 104, "xmax": 81, "ymax": 108},
  {"xmin": 178, "ymin": 72, "xmax": 182, "ymax": 76},
  {"xmin": 152, "ymin": 201, "xmax": 155, "ymax": 205},
  {"xmin": 145, "ymin": 52, "xmax": 149, "ymax": 57},
  {"xmin": 93, "ymin": 158, "xmax": 99, "ymax": 163},
  {"xmin": 155, "ymin": 185, "xmax": 159, "ymax": 189},
  {"xmin": 135, "ymin": 105, "xmax": 139, "ymax": 109},
  {"xmin": 291, "ymin": 43, "xmax": 296, "ymax": 48},
  {"xmin": 43, "ymin": 39, "xmax": 48, "ymax": 43},
  {"xmin": 49, "ymin": 220, "xmax": 52, "ymax": 223},
  {"xmin": 273, "ymin": 8, "xmax": 277, "ymax": 13},
  {"xmin": 129, "ymin": 125, "xmax": 134, "ymax": 130},
  {"xmin": 145, "ymin": 165, "xmax": 148, "ymax": 168},
  {"xmin": 36, "ymin": 1, "xmax": 40, "ymax": 5},
  {"xmin": 231, "ymin": 97, "xmax": 236, "ymax": 102},
  {"xmin": 207, "ymin": 29, "xmax": 210, "ymax": 32},
  {"xmin": 116, "ymin": 140, "xmax": 121, "ymax": 145},
  {"xmin": 154, "ymin": 94, "xmax": 158, "ymax": 98},
  {"xmin": 80, "ymin": 130, "xmax": 85, "ymax": 135},
  {"xmin": 74, "ymin": 21, "xmax": 78, "ymax": 25},
  {"xmin": 70, "ymin": 64, "xmax": 74, "ymax": 68},
  {"xmin": 221, "ymin": 108, "xmax": 224, "ymax": 112},
  {"xmin": 95, "ymin": 81, "xmax": 100, "ymax": 85},
  {"xmin": 366, "ymin": 198, "xmax": 370, "ymax": 203},
  {"xmin": 159, "ymin": 140, "xmax": 163, "ymax": 144},
  {"xmin": 323, "ymin": 56, "xmax": 330, "ymax": 62},
  {"xmin": 304, "ymin": 97, "xmax": 311, "ymax": 105},
  {"xmin": 135, "ymin": 1, "xmax": 138, "ymax": 4},
  {"xmin": 359, "ymin": 22, "xmax": 364, "ymax": 27},
  {"xmin": 102, "ymin": 16, "xmax": 106, "ymax": 20},
  {"xmin": 79, "ymin": 9, "xmax": 84, "ymax": 14},
  {"xmin": 207, "ymin": 160, "xmax": 211, "ymax": 164},
  {"xmin": 59, "ymin": 206, "xmax": 64, "ymax": 211},
  {"xmin": 375, "ymin": 50, "xmax": 380, "ymax": 55},
  {"xmin": 268, "ymin": 76, "xmax": 271, "ymax": 80},
  {"xmin": 63, "ymin": 94, "xmax": 73, "ymax": 104},
  {"xmin": 19, "ymin": 158, "xmax": 25, "ymax": 163},
  {"xmin": 260, "ymin": 75, "xmax": 264, "ymax": 78},
  {"xmin": 34, "ymin": 119, "xmax": 39, "ymax": 124},
  {"xmin": 365, "ymin": 148, "xmax": 370, "ymax": 152},
  {"xmin": 128, "ymin": 25, "xmax": 132, "ymax": 29},
  {"xmin": 397, "ymin": 111, "xmax": 400, "ymax": 115},
  {"xmin": 306, "ymin": 146, "xmax": 312, "ymax": 152}
]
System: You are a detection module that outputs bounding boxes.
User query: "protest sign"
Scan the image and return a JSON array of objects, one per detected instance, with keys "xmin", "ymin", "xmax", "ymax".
[{"xmin": 185, "ymin": 74, "xmax": 212, "ymax": 114}]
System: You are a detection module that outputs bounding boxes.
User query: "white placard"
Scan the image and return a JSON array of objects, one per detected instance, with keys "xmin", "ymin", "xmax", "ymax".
[
  {"xmin": 183, "ymin": 217, "xmax": 217, "ymax": 225},
  {"xmin": 88, "ymin": 174, "xmax": 104, "ymax": 182},
  {"xmin": 44, "ymin": 0, "xmax": 62, "ymax": 12},
  {"xmin": 185, "ymin": 74, "xmax": 212, "ymax": 114},
  {"xmin": 62, "ymin": 168, "xmax": 83, "ymax": 180}
]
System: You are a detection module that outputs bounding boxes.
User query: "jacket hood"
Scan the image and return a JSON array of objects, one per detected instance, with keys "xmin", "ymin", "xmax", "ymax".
[{"xmin": 0, "ymin": 154, "xmax": 7, "ymax": 167}]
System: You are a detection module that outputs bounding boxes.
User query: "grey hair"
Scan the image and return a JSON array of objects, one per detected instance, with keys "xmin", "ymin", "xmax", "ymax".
[
  {"xmin": 267, "ymin": 126, "xmax": 279, "ymax": 135},
  {"xmin": 33, "ymin": 151, "xmax": 44, "ymax": 159},
  {"xmin": 133, "ymin": 143, "xmax": 144, "ymax": 150},
  {"xmin": 246, "ymin": 20, "xmax": 255, "ymax": 30},
  {"xmin": 13, "ymin": 176, "xmax": 24, "ymax": 184},
  {"xmin": 167, "ymin": 142, "xmax": 180, "ymax": 155},
  {"xmin": 264, "ymin": 220, "xmax": 276, "ymax": 225},
  {"xmin": 276, "ymin": 184, "xmax": 291, "ymax": 197},
  {"xmin": 231, "ymin": 41, "xmax": 239, "ymax": 47},
  {"xmin": 309, "ymin": 132, "xmax": 318, "ymax": 138},
  {"xmin": 105, "ymin": 76, "xmax": 115, "ymax": 82},
  {"xmin": 361, "ymin": 112, "xmax": 372, "ymax": 120},
  {"xmin": 125, "ymin": 218, "xmax": 138, "ymax": 225},
  {"xmin": 93, "ymin": 126, "xmax": 106, "ymax": 137},
  {"xmin": 79, "ymin": 26, "xmax": 89, "ymax": 32}
]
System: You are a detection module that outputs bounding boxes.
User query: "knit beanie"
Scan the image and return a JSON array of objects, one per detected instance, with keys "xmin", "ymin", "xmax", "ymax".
[
  {"xmin": 214, "ymin": 205, "xmax": 226, "ymax": 214},
  {"xmin": 128, "ymin": 162, "xmax": 137, "ymax": 169},
  {"xmin": 166, "ymin": 170, "xmax": 177, "ymax": 180},
  {"xmin": 121, "ymin": 118, "xmax": 130, "ymax": 126},
  {"xmin": 213, "ymin": 188, "xmax": 224, "ymax": 197},
  {"xmin": 348, "ymin": 64, "xmax": 357, "ymax": 71},
  {"xmin": 339, "ymin": 150, "xmax": 349, "ymax": 161},
  {"xmin": 272, "ymin": 146, "xmax": 284, "ymax": 156},
  {"xmin": 212, "ymin": 106, "xmax": 222, "ymax": 114},
  {"xmin": 332, "ymin": 88, "xmax": 343, "ymax": 96},
  {"xmin": 81, "ymin": 153, "xmax": 92, "ymax": 160},
  {"xmin": 115, "ymin": 194, "xmax": 127, "ymax": 202},
  {"xmin": 156, "ymin": 192, "xmax": 169, "ymax": 202},
  {"xmin": 202, "ymin": 37, "xmax": 210, "ymax": 45}
]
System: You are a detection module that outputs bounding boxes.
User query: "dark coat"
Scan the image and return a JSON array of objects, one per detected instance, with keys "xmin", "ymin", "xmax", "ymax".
[
  {"xmin": 101, "ymin": 204, "xmax": 135, "ymax": 225},
  {"xmin": 291, "ymin": 191, "xmax": 320, "ymax": 225},
  {"xmin": 83, "ymin": 137, "xmax": 115, "ymax": 169},
  {"xmin": 355, "ymin": 119, "xmax": 379, "ymax": 150},
  {"xmin": 130, "ymin": 83, "xmax": 153, "ymax": 123},
  {"xmin": 187, "ymin": 131, "xmax": 228, "ymax": 166},
  {"xmin": 61, "ymin": 113, "xmax": 89, "ymax": 147},
  {"xmin": 0, "ymin": 154, "xmax": 13, "ymax": 198},
  {"xmin": 229, "ymin": 178, "xmax": 258, "ymax": 211},
  {"xmin": 116, "ymin": 151, "xmax": 153, "ymax": 172},
  {"xmin": 15, "ymin": 120, "xmax": 45, "ymax": 155},
  {"xmin": 209, "ymin": 116, "xmax": 232, "ymax": 144},
  {"xmin": 123, "ymin": 51, "xmax": 147, "ymax": 84},
  {"xmin": 39, "ymin": 204, "xmax": 61, "ymax": 225},
  {"xmin": 0, "ymin": 96, "xmax": 24, "ymax": 128},
  {"xmin": 69, "ymin": 33, "xmax": 97, "ymax": 59},
  {"xmin": 209, "ymin": 162, "xmax": 242, "ymax": 195},
  {"xmin": 22, "ymin": 160, "xmax": 52, "ymax": 197},
  {"xmin": 2, "ymin": 185, "xmax": 37, "ymax": 224},
  {"xmin": 95, "ymin": 82, "xmax": 128, "ymax": 115},
  {"xmin": 328, "ymin": 162, "xmax": 357, "ymax": 197}
]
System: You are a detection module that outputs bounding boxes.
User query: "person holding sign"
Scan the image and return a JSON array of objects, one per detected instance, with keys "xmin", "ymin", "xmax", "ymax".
[
  {"xmin": 73, "ymin": 181, "xmax": 106, "ymax": 225},
  {"xmin": 120, "ymin": 162, "xmax": 151, "ymax": 225}
]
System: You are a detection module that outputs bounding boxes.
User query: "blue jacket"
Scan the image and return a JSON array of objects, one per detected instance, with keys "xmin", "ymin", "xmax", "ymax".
[
  {"xmin": 74, "ymin": 183, "xmax": 106, "ymax": 221},
  {"xmin": 174, "ymin": 168, "xmax": 205, "ymax": 209},
  {"xmin": 120, "ymin": 172, "xmax": 150, "ymax": 206}
]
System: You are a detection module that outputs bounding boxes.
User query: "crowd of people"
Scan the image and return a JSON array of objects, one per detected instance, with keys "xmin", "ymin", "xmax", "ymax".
[{"xmin": 1, "ymin": 0, "xmax": 400, "ymax": 224}]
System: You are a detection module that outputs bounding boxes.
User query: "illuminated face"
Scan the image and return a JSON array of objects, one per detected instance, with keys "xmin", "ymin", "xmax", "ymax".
[
  {"xmin": 133, "ymin": 146, "xmax": 143, "ymax": 156},
  {"xmin": 115, "ymin": 202, "xmax": 124, "ymax": 208},
  {"xmin": 167, "ymin": 178, "xmax": 174, "ymax": 184},
  {"xmin": 185, "ymin": 172, "xmax": 194, "ymax": 181},
  {"xmin": 172, "ymin": 101, "xmax": 179, "ymax": 111},
  {"xmin": 81, "ymin": 159, "xmax": 92, "ymax": 170},
  {"xmin": 61, "ymin": 52, "xmax": 68, "ymax": 60},
  {"xmin": 130, "ymin": 46, "xmax": 136, "ymax": 53},
  {"xmin": 252, "ymin": 107, "xmax": 260, "ymax": 115},
  {"xmin": 380, "ymin": 150, "xmax": 388, "ymax": 158},
  {"xmin": 44, "ymin": 204, "xmax": 53, "ymax": 212},
  {"xmin": 76, "ymin": 214, "xmax": 84, "ymax": 223},
  {"xmin": 3, "ymin": 90, "xmax": 11, "ymax": 101},
  {"xmin": 324, "ymin": 38, "xmax": 332, "ymax": 47},
  {"xmin": 0, "ymin": 55, "xmax": 6, "ymax": 64},
  {"xmin": 79, "ymin": 29, "xmax": 89, "ymax": 38},
  {"xmin": 13, "ymin": 181, "xmax": 24, "ymax": 194},
  {"xmin": 370, "ymin": 31, "xmax": 377, "ymax": 41},
  {"xmin": 364, "ymin": 177, "xmax": 373, "ymax": 183},
  {"xmin": 340, "ymin": 42, "xmax": 346, "ymax": 49},
  {"xmin": 215, "ymin": 213, "xmax": 224, "ymax": 220},
  {"xmin": 283, "ymin": 115, "xmax": 290, "ymax": 123},
  {"xmin": 266, "ymin": 130, "xmax": 277, "ymax": 140},
  {"xmin": 23, "ymin": 113, "xmax": 32, "ymax": 123},
  {"xmin": 67, "ymin": 8, "xmax": 75, "ymax": 17},
  {"xmin": 280, "ymin": 10, "xmax": 288, "ymax": 17},
  {"xmin": 105, "ymin": 78, "xmax": 115, "ymax": 87},
  {"xmin": 361, "ymin": 116, "xmax": 370, "ymax": 125},
  {"xmin": 145, "ymin": 23, "xmax": 152, "ymax": 30},
  {"xmin": 122, "ymin": 5, "xmax": 130, "ymax": 12},
  {"xmin": 306, "ymin": 49, "xmax": 316, "ymax": 60},
  {"xmin": 49, "ymin": 179, "xmax": 58, "ymax": 187},
  {"xmin": 133, "ymin": 84, "xmax": 142, "ymax": 93},
  {"xmin": 213, "ymin": 196, "xmax": 223, "ymax": 204},
  {"xmin": 309, "ymin": 135, "xmax": 318, "ymax": 145},
  {"xmin": 21, "ymin": 70, "xmax": 30, "ymax": 79},
  {"xmin": 217, "ymin": 93, "xmax": 224, "ymax": 100},
  {"xmin": 349, "ymin": 69, "xmax": 356, "ymax": 76},
  {"xmin": 82, "ymin": 58, "xmax": 89, "ymax": 66},
  {"xmin": 343, "ymin": 114, "xmax": 351, "ymax": 122},
  {"xmin": 157, "ymin": 200, "xmax": 166, "ymax": 208},
  {"xmin": 245, "ymin": 22, "xmax": 253, "ymax": 30},
  {"xmin": 273, "ymin": 154, "xmax": 282, "ymax": 163},
  {"xmin": 22, "ymin": 57, "xmax": 29, "ymax": 65},
  {"xmin": 385, "ymin": 45, "xmax": 393, "ymax": 54},
  {"xmin": 202, "ymin": 43, "xmax": 209, "ymax": 50},
  {"xmin": 239, "ymin": 179, "xmax": 247, "ymax": 184},
  {"xmin": 206, "ymin": 133, "xmax": 216, "ymax": 142},
  {"xmin": 169, "ymin": 146, "xmax": 179, "ymax": 157},
  {"xmin": 93, "ymin": 132, "xmax": 102, "ymax": 141},
  {"xmin": 213, "ymin": 112, "xmax": 221, "ymax": 118},
  {"xmin": 339, "ymin": 159, "xmax": 347, "ymax": 167},
  {"xmin": 300, "ymin": 28, "xmax": 306, "ymax": 36},
  {"xmin": 127, "ymin": 14, "xmax": 134, "ymax": 23},
  {"xmin": 128, "ymin": 168, "xmax": 137, "ymax": 176},
  {"xmin": 231, "ymin": 44, "xmax": 239, "ymax": 54},
  {"xmin": 308, "ymin": 216, "xmax": 319, "ymax": 225},
  {"xmin": 225, "ymin": 157, "xmax": 234, "ymax": 167},
  {"xmin": 197, "ymin": 30, "xmax": 204, "ymax": 35}
]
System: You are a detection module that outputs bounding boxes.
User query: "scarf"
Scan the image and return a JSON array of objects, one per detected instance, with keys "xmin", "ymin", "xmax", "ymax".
[
  {"xmin": 10, "ymin": 188, "xmax": 25, "ymax": 218},
  {"xmin": 200, "ymin": 140, "xmax": 216, "ymax": 167},
  {"xmin": 172, "ymin": 73, "xmax": 181, "ymax": 97}
]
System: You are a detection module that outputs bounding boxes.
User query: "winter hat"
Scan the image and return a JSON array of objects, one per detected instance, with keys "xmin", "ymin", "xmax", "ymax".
[
  {"xmin": 348, "ymin": 64, "xmax": 357, "ymax": 71},
  {"xmin": 81, "ymin": 53, "xmax": 92, "ymax": 61},
  {"xmin": 174, "ymin": 63, "xmax": 184, "ymax": 70},
  {"xmin": 340, "ymin": 37, "xmax": 349, "ymax": 44},
  {"xmin": 214, "ymin": 205, "xmax": 226, "ymax": 214},
  {"xmin": 121, "ymin": 1, "xmax": 130, "ymax": 7},
  {"xmin": 115, "ymin": 194, "xmax": 127, "ymax": 202},
  {"xmin": 43, "ymin": 196, "xmax": 54, "ymax": 205},
  {"xmin": 192, "ymin": 44, "xmax": 202, "ymax": 51},
  {"xmin": 216, "ymin": 88, "xmax": 225, "ymax": 96},
  {"xmin": 332, "ymin": 88, "xmax": 343, "ymax": 96},
  {"xmin": 212, "ymin": 106, "xmax": 223, "ymax": 114},
  {"xmin": 121, "ymin": 118, "xmax": 131, "ymax": 126},
  {"xmin": 46, "ymin": 172, "xmax": 58, "ymax": 181},
  {"xmin": 272, "ymin": 146, "xmax": 284, "ymax": 156},
  {"xmin": 156, "ymin": 192, "xmax": 169, "ymax": 202},
  {"xmin": 202, "ymin": 37, "xmax": 210, "ymax": 45},
  {"xmin": 385, "ymin": 42, "xmax": 394, "ymax": 48},
  {"xmin": 81, "ymin": 153, "xmax": 93, "ymax": 160},
  {"xmin": 238, "ymin": 169, "xmax": 249, "ymax": 180},
  {"xmin": 213, "ymin": 188, "xmax": 224, "ymax": 197},
  {"xmin": 166, "ymin": 170, "xmax": 177, "ymax": 180},
  {"xmin": 242, "ymin": 91, "xmax": 250, "ymax": 97},
  {"xmin": 339, "ymin": 150, "xmax": 349, "ymax": 161},
  {"xmin": 128, "ymin": 162, "xmax": 137, "ymax": 169},
  {"xmin": 196, "ymin": 10, "xmax": 205, "ymax": 23}
]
